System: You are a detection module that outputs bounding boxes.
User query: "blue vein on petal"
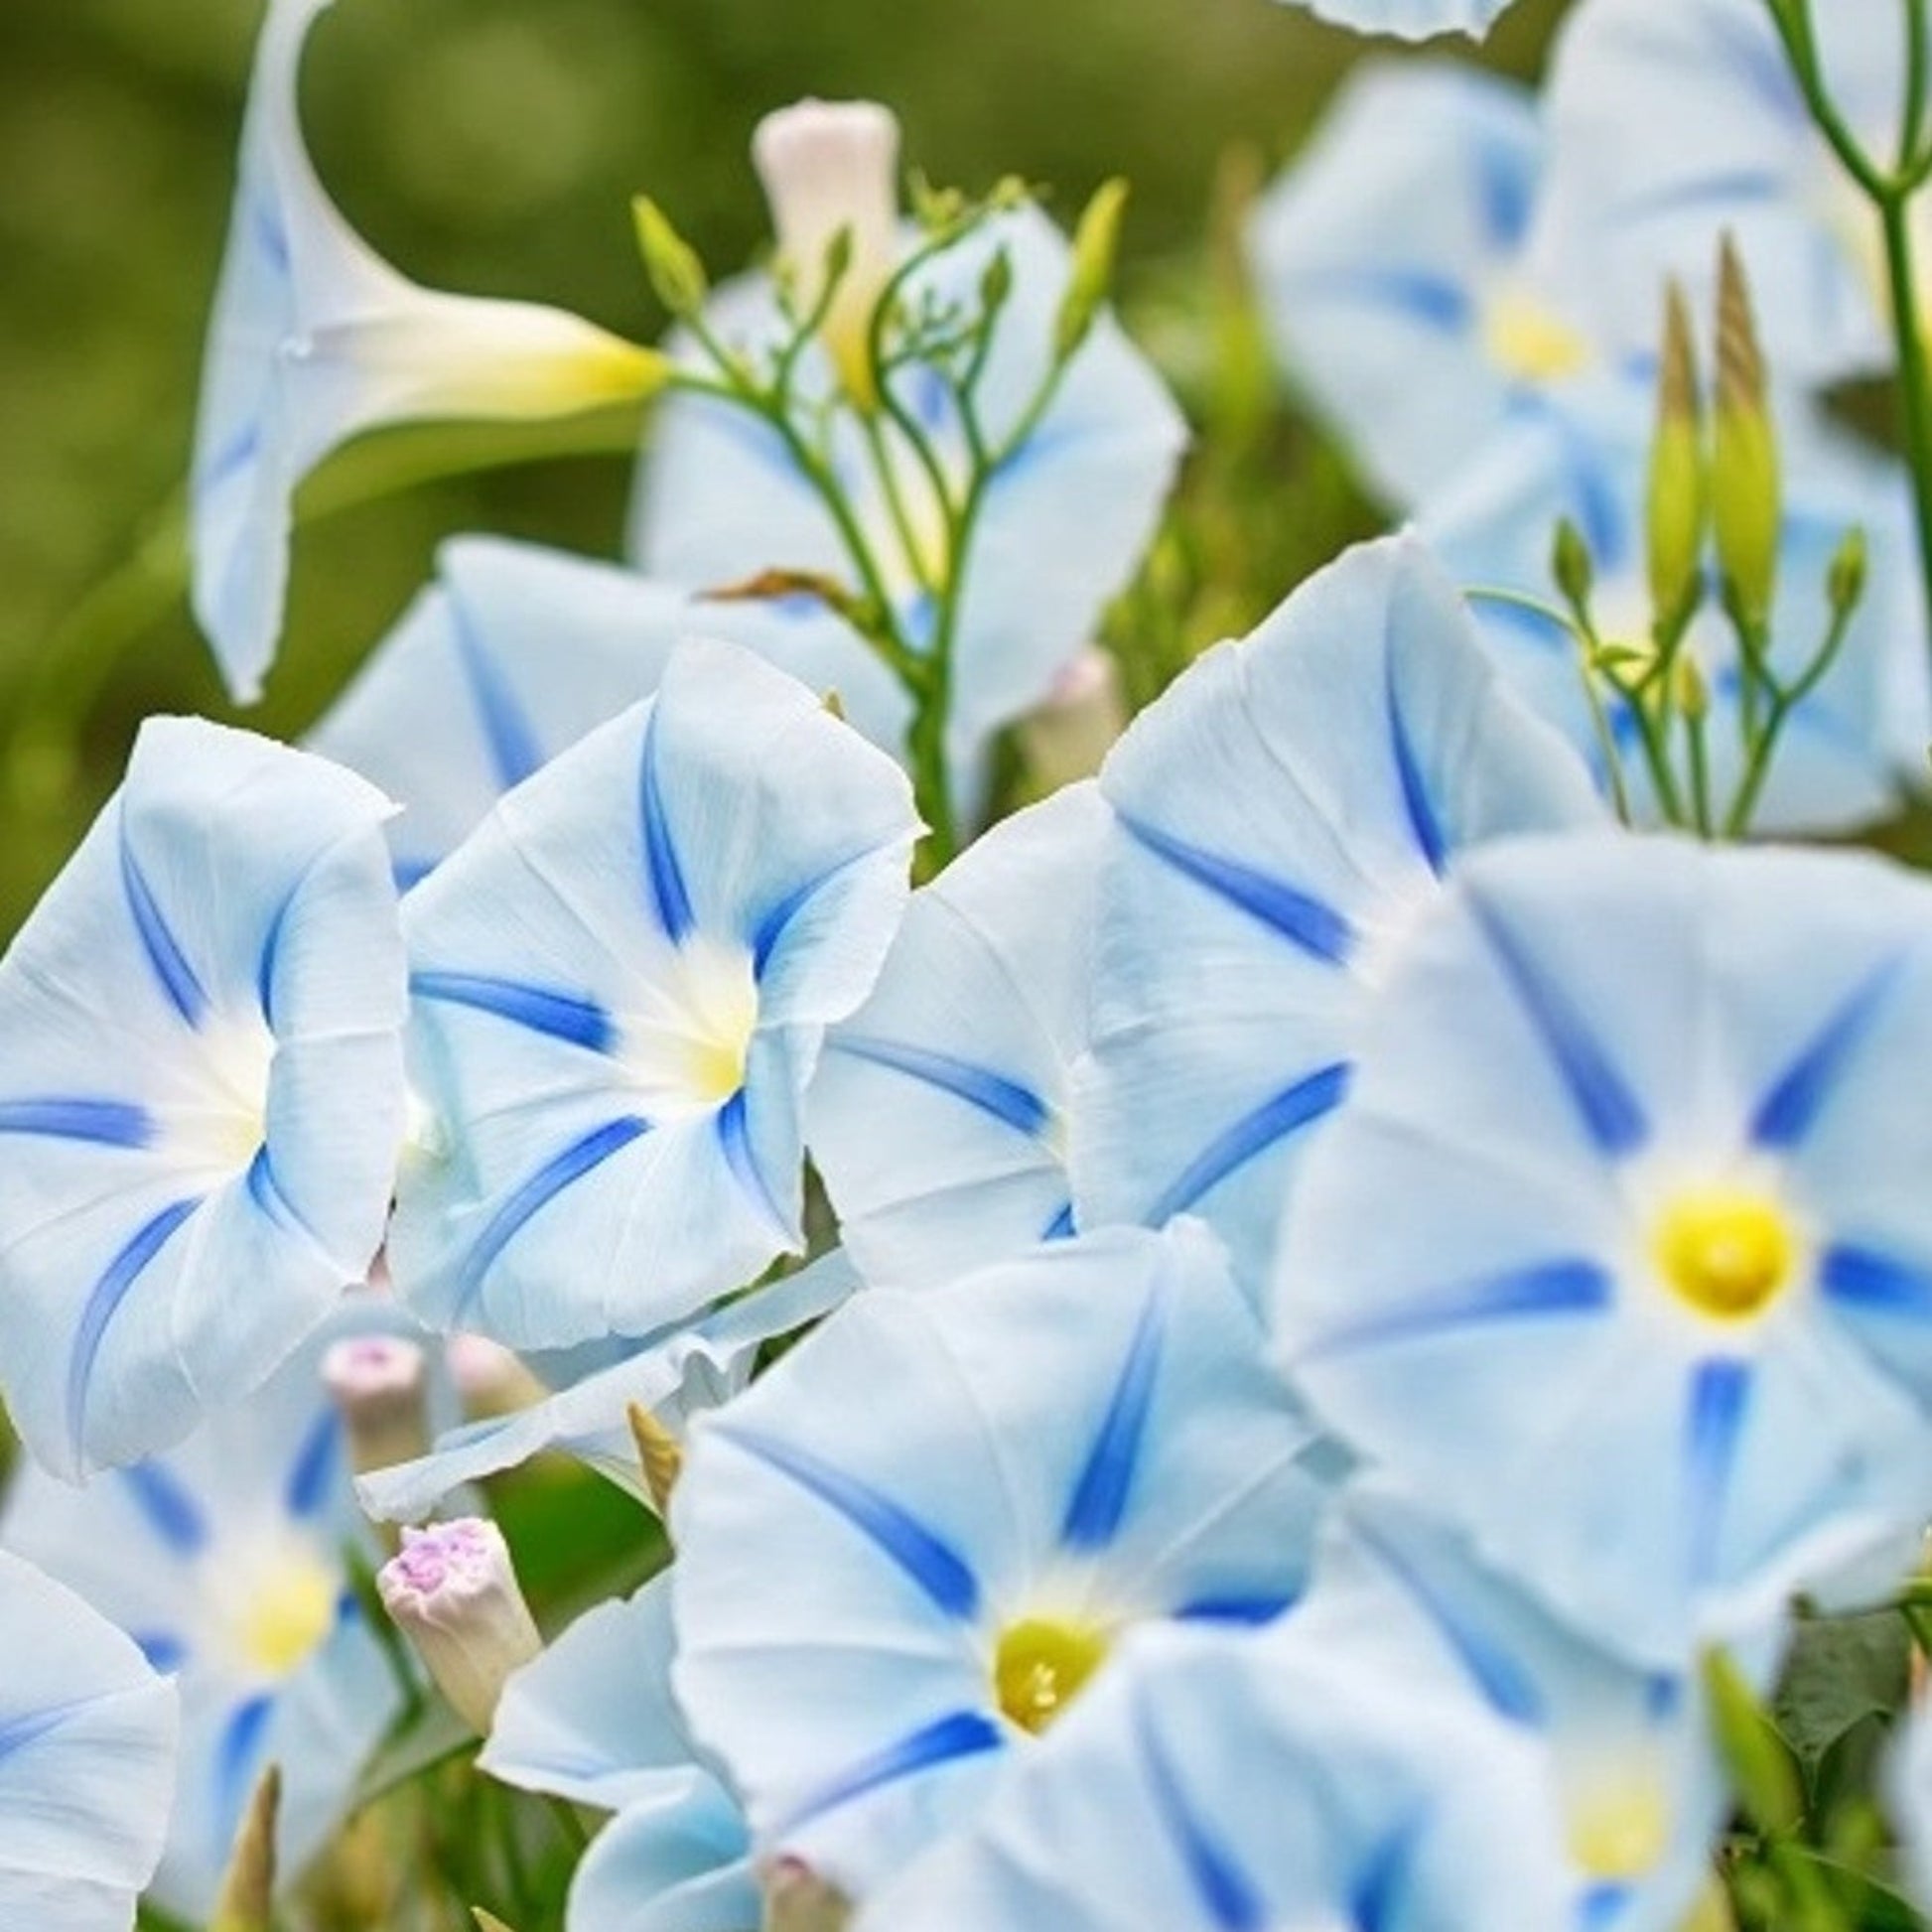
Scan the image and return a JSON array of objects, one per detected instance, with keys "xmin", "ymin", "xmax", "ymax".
[
  {"xmin": 751, "ymin": 844, "xmax": 885, "ymax": 979},
  {"xmin": 1820, "ymin": 1245, "xmax": 1932, "ymax": 1318},
  {"xmin": 1686, "ymin": 1359, "xmax": 1750, "ymax": 1585},
  {"xmin": 1042, "ymin": 1200, "xmax": 1077, "ymax": 1241},
  {"xmin": 1136, "ymin": 1692, "xmax": 1266, "ymax": 1931},
  {"xmin": 1149, "ymin": 1063, "xmax": 1351, "ymax": 1225},
  {"xmin": 120, "ymin": 1460, "xmax": 209, "ymax": 1555},
  {"xmin": 1387, "ymin": 655, "xmax": 1448, "ymax": 877},
  {"xmin": 134, "ymin": 1631, "xmax": 188, "ymax": 1675},
  {"xmin": 718, "ymin": 1089, "xmax": 792, "ymax": 1238},
  {"xmin": 1061, "ymin": 1285, "xmax": 1167, "ymax": 1551},
  {"xmin": 718, "ymin": 1422, "xmax": 980, "ymax": 1619},
  {"xmin": 1304, "ymin": 1257, "xmax": 1613, "ymax": 1361},
  {"xmin": 455, "ymin": 1118, "xmax": 648, "ymax": 1320},
  {"xmin": 0, "ymin": 1099, "xmax": 152, "ymax": 1147},
  {"xmin": 69, "ymin": 1198, "xmax": 200, "ymax": 1468},
  {"xmin": 1121, "ymin": 816, "xmax": 1356, "ymax": 967},
  {"xmin": 285, "ymin": 1409, "xmax": 342, "ymax": 1519},
  {"xmin": 214, "ymin": 1695, "xmax": 275, "ymax": 1856},
  {"xmin": 120, "ymin": 830, "xmax": 209, "ymax": 1028},
  {"xmin": 412, "ymin": 971, "xmax": 615, "ymax": 1052},
  {"xmin": 0, "ymin": 1704, "xmax": 77, "ymax": 1766},
  {"xmin": 1469, "ymin": 896, "xmax": 1648, "ymax": 1156},
  {"xmin": 784, "ymin": 1710, "xmax": 1004, "ymax": 1832},
  {"xmin": 638, "ymin": 711, "xmax": 695, "ymax": 943},
  {"xmin": 451, "ymin": 599, "xmax": 543, "ymax": 794},
  {"xmin": 833, "ymin": 1035, "xmax": 1050, "ymax": 1138},
  {"xmin": 1752, "ymin": 960, "xmax": 1902, "ymax": 1150}
]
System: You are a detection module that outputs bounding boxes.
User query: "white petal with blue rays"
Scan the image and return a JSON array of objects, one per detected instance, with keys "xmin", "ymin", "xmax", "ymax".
[
  {"xmin": 1278, "ymin": 831, "xmax": 1932, "ymax": 1670},
  {"xmin": 809, "ymin": 783, "xmax": 1106, "ymax": 1288},
  {"xmin": 852, "ymin": 1619, "xmax": 1570, "ymax": 1932},
  {"xmin": 1247, "ymin": 60, "xmax": 1586, "ymax": 509},
  {"xmin": 0, "ymin": 1551, "xmax": 177, "ymax": 1932},
  {"xmin": 0, "ymin": 717, "xmax": 405, "ymax": 1478},
  {"xmin": 1073, "ymin": 535, "xmax": 1601, "ymax": 1297},
  {"xmin": 191, "ymin": 0, "xmax": 656, "ymax": 703},
  {"xmin": 391, "ymin": 637, "xmax": 916, "ymax": 1349},
  {"xmin": 669, "ymin": 1220, "xmax": 1333, "ymax": 1896},
  {"xmin": 307, "ymin": 536, "xmax": 909, "ymax": 890}
]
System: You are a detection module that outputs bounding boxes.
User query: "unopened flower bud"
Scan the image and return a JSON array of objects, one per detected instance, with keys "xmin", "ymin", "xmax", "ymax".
[
  {"xmin": 447, "ymin": 1332, "xmax": 548, "ymax": 1422},
  {"xmin": 1647, "ymin": 282, "xmax": 1708, "ymax": 626},
  {"xmin": 377, "ymin": 1519, "xmax": 541, "ymax": 1733},
  {"xmin": 210, "ymin": 1763, "xmax": 280, "ymax": 1932},
  {"xmin": 1552, "ymin": 517, "xmax": 1595, "ymax": 614},
  {"xmin": 323, "ymin": 1334, "xmax": 430, "ymax": 1476},
  {"xmin": 762, "ymin": 1858, "xmax": 853, "ymax": 1932},
  {"xmin": 632, "ymin": 196, "xmax": 710, "ymax": 319},
  {"xmin": 1713, "ymin": 236, "xmax": 1781, "ymax": 627},
  {"xmin": 1019, "ymin": 647, "xmax": 1129, "ymax": 787},
  {"xmin": 1674, "ymin": 653, "xmax": 1710, "ymax": 725},
  {"xmin": 1828, "ymin": 525, "xmax": 1869, "ymax": 620},
  {"xmin": 753, "ymin": 99, "xmax": 901, "ymax": 408},
  {"xmin": 1055, "ymin": 178, "xmax": 1130, "ymax": 363},
  {"xmin": 627, "ymin": 1401, "xmax": 685, "ymax": 1519}
]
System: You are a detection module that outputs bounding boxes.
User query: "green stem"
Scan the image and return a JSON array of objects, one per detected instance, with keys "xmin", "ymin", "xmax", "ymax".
[
  {"xmin": 1686, "ymin": 707, "xmax": 1716, "ymax": 839},
  {"xmin": 1876, "ymin": 185, "xmax": 1932, "ymax": 654},
  {"xmin": 1724, "ymin": 602, "xmax": 1859, "ymax": 835},
  {"xmin": 544, "ymin": 1795, "xmax": 591, "ymax": 1859},
  {"xmin": 1905, "ymin": 0, "xmax": 1931, "ymax": 172}
]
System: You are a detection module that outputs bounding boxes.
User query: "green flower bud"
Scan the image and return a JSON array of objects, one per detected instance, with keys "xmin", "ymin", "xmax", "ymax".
[
  {"xmin": 632, "ymin": 196, "xmax": 710, "ymax": 319},
  {"xmin": 1701, "ymin": 1647, "xmax": 1803, "ymax": 1838},
  {"xmin": 210, "ymin": 1764, "xmax": 280, "ymax": 1932},
  {"xmin": 1828, "ymin": 525, "xmax": 1869, "ymax": 620},
  {"xmin": 1674, "ymin": 652, "xmax": 1710, "ymax": 724},
  {"xmin": 1055, "ymin": 178, "xmax": 1131, "ymax": 363},
  {"xmin": 1552, "ymin": 516, "xmax": 1595, "ymax": 614},
  {"xmin": 1712, "ymin": 236, "xmax": 1782, "ymax": 628},
  {"xmin": 1647, "ymin": 281, "xmax": 1709, "ymax": 625}
]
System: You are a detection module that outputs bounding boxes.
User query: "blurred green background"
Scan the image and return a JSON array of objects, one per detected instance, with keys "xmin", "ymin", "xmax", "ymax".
[{"xmin": 0, "ymin": 0, "xmax": 1563, "ymax": 932}]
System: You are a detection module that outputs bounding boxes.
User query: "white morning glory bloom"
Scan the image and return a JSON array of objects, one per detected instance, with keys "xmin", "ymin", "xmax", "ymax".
[
  {"xmin": 1248, "ymin": 61, "xmax": 1598, "ymax": 508},
  {"xmin": 390, "ymin": 638, "xmax": 917, "ymax": 1349},
  {"xmin": 670, "ymin": 1220, "xmax": 1337, "ymax": 1897},
  {"xmin": 307, "ymin": 536, "xmax": 909, "ymax": 892},
  {"xmin": 1273, "ymin": 0, "xmax": 1524, "ymax": 38},
  {"xmin": 2, "ymin": 1312, "xmax": 410, "ymax": 1921},
  {"xmin": 1277, "ymin": 830, "xmax": 1932, "ymax": 1670},
  {"xmin": 1533, "ymin": 0, "xmax": 1912, "ymax": 384},
  {"xmin": 0, "ymin": 717, "xmax": 406, "ymax": 1479},
  {"xmin": 1889, "ymin": 1703, "xmax": 1932, "ymax": 1916},
  {"xmin": 1073, "ymin": 536, "xmax": 1601, "ymax": 1296},
  {"xmin": 484, "ymin": 1574, "xmax": 758, "ymax": 1932},
  {"xmin": 0, "ymin": 1550, "xmax": 177, "ymax": 1932},
  {"xmin": 853, "ymin": 1619, "xmax": 1570, "ymax": 1930},
  {"xmin": 1421, "ymin": 379, "xmax": 1930, "ymax": 834},
  {"xmin": 808, "ymin": 783, "xmax": 1106, "ymax": 1289},
  {"xmin": 192, "ymin": 0, "xmax": 662, "ymax": 703}
]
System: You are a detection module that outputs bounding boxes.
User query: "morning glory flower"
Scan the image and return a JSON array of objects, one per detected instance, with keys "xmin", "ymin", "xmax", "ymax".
[
  {"xmin": 808, "ymin": 783, "xmax": 1106, "ymax": 1289},
  {"xmin": 0, "ymin": 1549, "xmax": 177, "ymax": 1931},
  {"xmin": 1073, "ymin": 535, "xmax": 1601, "ymax": 1295},
  {"xmin": 0, "ymin": 716, "xmax": 406, "ymax": 1478},
  {"xmin": 1421, "ymin": 379, "xmax": 1929, "ymax": 833},
  {"xmin": 307, "ymin": 536, "xmax": 908, "ymax": 891},
  {"xmin": 670, "ymin": 1220, "xmax": 1336, "ymax": 1897},
  {"xmin": 1891, "ymin": 1706, "xmax": 1932, "ymax": 1915},
  {"xmin": 2, "ymin": 1312, "xmax": 410, "ymax": 1921},
  {"xmin": 484, "ymin": 1574, "xmax": 759, "ymax": 1932},
  {"xmin": 192, "ymin": 0, "xmax": 664, "ymax": 703},
  {"xmin": 1276, "ymin": 830, "xmax": 1932, "ymax": 1669},
  {"xmin": 852, "ymin": 1619, "xmax": 1570, "ymax": 1930},
  {"xmin": 1248, "ymin": 61, "xmax": 1598, "ymax": 507},
  {"xmin": 390, "ymin": 638, "xmax": 917, "ymax": 1349},
  {"xmin": 1533, "ymin": 0, "xmax": 1912, "ymax": 383}
]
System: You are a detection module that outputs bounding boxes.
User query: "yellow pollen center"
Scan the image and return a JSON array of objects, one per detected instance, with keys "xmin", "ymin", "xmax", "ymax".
[
  {"xmin": 993, "ymin": 1618, "xmax": 1110, "ymax": 1735},
  {"xmin": 237, "ymin": 1552, "xmax": 340, "ymax": 1678},
  {"xmin": 1566, "ymin": 1772, "xmax": 1671, "ymax": 1882},
  {"xmin": 1483, "ymin": 286, "xmax": 1593, "ymax": 385},
  {"xmin": 680, "ymin": 986, "xmax": 758, "ymax": 1105},
  {"xmin": 1652, "ymin": 1188, "xmax": 1797, "ymax": 1321}
]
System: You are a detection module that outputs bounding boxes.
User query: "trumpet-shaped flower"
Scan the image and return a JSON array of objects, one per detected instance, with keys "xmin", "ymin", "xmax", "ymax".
[
  {"xmin": 0, "ymin": 1550, "xmax": 177, "ymax": 1932},
  {"xmin": 390, "ymin": 639, "xmax": 917, "ymax": 1349},
  {"xmin": 1248, "ymin": 62, "xmax": 1595, "ymax": 507},
  {"xmin": 1073, "ymin": 536, "xmax": 1600, "ymax": 1295},
  {"xmin": 1276, "ymin": 831, "xmax": 1932, "ymax": 1668},
  {"xmin": 852, "ymin": 1620, "xmax": 1570, "ymax": 1930},
  {"xmin": 1420, "ymin": 381, "xmax": 1929, "ymax": 833},
  {"xmin": 670, "ymin": 1221, "xmax": 1336, "ymax": 1896},
  {"xmin": 192, "ymin": 0, "xmax": 662, "ymax": 702},
  {"xmin": 2, "ymin": 1312, "xmax": 410, "ymax": 1920},
  {"xmin": 484, "ymin": 1574, "xmax": 759, "ymax": 1932},
  {"xmin": 0, "ymin": 717, "xmax": 406, "ymax": 1478},
  {"xmin": 307, "ymin": 537, "xmax": 909, "ymax": 891},
  {"xmin": 1533, "ymin": 0, "xmax": 1912, "ymax": 384},
  {"xmin": 631, "ymin": 190, "xmax": 1185, "ymax": 798},
  {"xmin": 808, "ymin": 784, "xmax": 1106, "ymax": 1288}
]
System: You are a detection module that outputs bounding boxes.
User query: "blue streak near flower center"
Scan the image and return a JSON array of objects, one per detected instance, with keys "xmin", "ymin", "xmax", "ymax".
[
  {"xmin": 1684, "ymin": 1359, "xmax": 1751, "ymax": 1586},
  {"xmin": 1061, "ymin": 1285, "xmax": 1168, "ymax": 1551},
  {"xmin": 832, "ymin": 1035, "xmax": 1052, "ymax": 1138},
  {"xmin": 784, "ymin": 1710, "xmax": 1006, "ymax": 1832},
  {"xmin": 1302, "ymin": 1256, "xmax": 1613, "ymax": 1361},
  {"xmin": 0, "ymin": 1098, "xmax": 153, "ymax": 1147},
  {"xmin": 1751, "ymin": 960, "xmax": 1904, "ymax": 1150},
  {"xmin": 120, "ymin": 831, "xmax": 210, "ymax": 1029},
  {"xmin": 1819, "ymin": 1245, "xmax": 1932, "ymax": 1319},
  {"xmin": 120, "ymin": 1460, "xmax": 210, "ymax": 1555},
  {"xmin": 1135, "ymin": 1691, "xmax": 1266, "ymax": 1931},
  {"xmin": 1147, "ymin": 1062, "xmax": 1351, "ymax": 1226},
  {"xmin": 411, "ymin": 972, "xmax": 615, "ymax": 1053},
  {"xmin": 1387, "ymin": 657, "xmax": 1448, "ymax": 877},
  {"xmin": 639, "ymin": 711, "xmax": 696, "ymax": 943}
]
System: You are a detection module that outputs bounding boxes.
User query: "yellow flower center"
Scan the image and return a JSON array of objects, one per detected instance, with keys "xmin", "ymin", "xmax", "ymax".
[
  {"xmin": 236, "ymin": 1548, "xmax": 341, "ymax": 1678},
  {"xmin": 1566, "ymin": 1768, "xmax": 1671, "ymax": 1882},
  {"xmin": 1482, "ymin": 285, "xmax": 1593, "ymax": 385},
  {"xmin": 1652, "ymin": 1187, "xmax": 1798, "ymax": 1322},
  {"xmin": 993, "ymin": 1617, "xmax": 1110, "ymax": 1735}
]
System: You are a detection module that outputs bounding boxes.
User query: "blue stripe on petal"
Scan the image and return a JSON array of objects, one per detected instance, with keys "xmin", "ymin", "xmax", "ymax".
[
  {"xmin": 284, "ymin": 1410, "xmax": 342, "ymax": 1519},
  {"xmin": 717, "ymin": 1089, "xmax": 791, "ymax": 1236},
  {"xmin": 1304, "ymin": 1257, "xmax": 1613, "ymax": 1361},
  {"xmin": 1685, "ymin": 1358, "xmax": 1750, "ymax": 1585},
  {"xmin": 1147, "ymin": 1063, "xmax": 1351, "ymax": 1224},
  {"xmin": 133, "ymin": 1631, "xmax": 188, "ymax": 1675},
  {"xmin": 1121, "ymin": 816, "xmax": 1356, "ymax": 967},
  {"xmin": 119, "ymin": 831, "xmax": 209, "ymax": 1028},
  {"xmin": 69, "ymin": 1198, "xmax": 200, "ymax": 1468},
  {"xmin": 455, "ymin": 1117, "xmax": 649, "ymax": 1320},
  {"xmin": 411, "ymin": 971, "xmax": 615, "ymax": 1052},
  {"xmin": 119, "ymin": 1460, "xmax": 208, "ymax": 1555},
  {"xmin": 1061, "ymin": 1286, "xmax": 1168, "ymax": 1551},
  {"xmin": 785, "ymin": 1711, "xmax": 1005, "ymax": 1830},
  {"xmin": 0, "ymin": 1099, "xmax": 153, "ymax": 1147},
  {"xmin": 1820, "ymin": 1244, "xmax": 1932, "ymax": 1319},
  {"xmin": 0, "ymin": 1706, "xmax": 69, "ymax": 1764},
  {"xmin": 638, "ymin": 713, "xmax": 695, "ymax": 943},
  {"xmin": 1582, "ymin": 1883, "xmax": 1634, "ymax": 1931},
  {"xmin": 717, "ymin": 1423, "xmax": 981, "ymax": 1619},
  {"xmin": 1469, "ymin": 897, "xmax": 1647, "ymax": 1156},
  {"xmin": 1387, "ymin": 659, "xmax": 1448, "ymax": 877},
  {"xmin": 1752, "ymin": 962, "xmax": 1902, "ymax": 1149},
  {"xmin": 1041, "ymin": 1200, "xmax": 1077, "ymax": 1241},
  {"xmin": 213, "ymin": 1695, "xmax": 274, "ymax": 1854},
  {"xmin": 1353, "ymin": 1823, "xmax": 1413, "ymax": 1932},
  {"xmin": 1175, "ymin": 1592, "xmax": 1297, "ymax": 1626},
  {"xmin": 832, "ymin": 1035, "xmax": 1051, "ymax": 1138},
  {"xmin": 750, "ymin": 845, "xmax": 884, "ymax": 978},
  {"xmin": 451, "ymin": 603, "xmax": 543, "ymax": 793},
  {"xmin": 1136, "ymin": 1695, "xmax": 1266, "ymax": 1932}
]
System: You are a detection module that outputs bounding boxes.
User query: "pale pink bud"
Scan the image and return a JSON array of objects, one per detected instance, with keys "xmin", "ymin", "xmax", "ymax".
[
  {"xmin": 1019, "ymin": 647, "xmax": 1129, "ymax": 788},
  {"xmin": 762, "ymin": 1857, "xmax": 853, "ymax": 1932},
  {"xmin": 445, "ymin": 1332, "xmax": 547, "ymax": 1422},
  {"xmin": 322, "ymin": 1334, "xmax": 430, "ymax": 1475}
]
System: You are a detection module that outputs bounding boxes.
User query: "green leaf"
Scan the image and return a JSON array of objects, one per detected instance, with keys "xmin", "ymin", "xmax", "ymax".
[
  {"xmin": 1776, "ymin": 1846, "xmax": 1924, "ymax": 1931},
  {"xmin": 352, "ymin": 1696, "xmax": 476, "ymax": 1810},
  {"xmin": 1772, "ymin": 1610, "xmax": 1911, "ymax": 1776}
]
